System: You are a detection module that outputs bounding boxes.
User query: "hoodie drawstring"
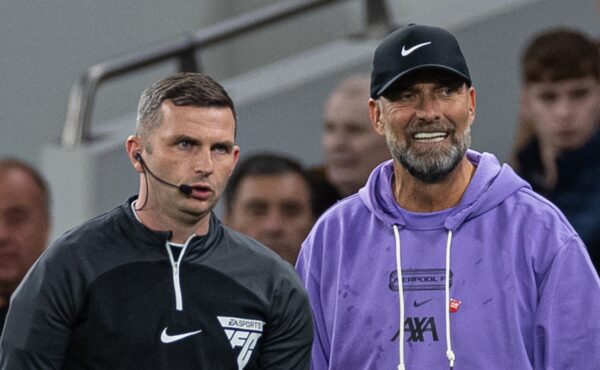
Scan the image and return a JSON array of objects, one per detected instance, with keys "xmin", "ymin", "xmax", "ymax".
[
  {"xmin": 393, "ymin": 225, "xmax": 455, "ymax": 370},
  {"xmin": 392, "ymin": 225, "xmax": 405, "ymax": 370},
  {"xmin": 444, "ymin": 230, "xmax": 455, "ymax": 369}
]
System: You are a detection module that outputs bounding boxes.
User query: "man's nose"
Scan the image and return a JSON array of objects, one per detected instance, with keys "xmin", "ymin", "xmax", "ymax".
[
  {"xmin": 415, "ymin": 94, "xmax": 442, "ymax": 122},
  {"xmin": 194, "ymin": 150, "xmax": 214, "ymax": 175},
  {"xmin": 553, "ymin": 97, "xmax": 572, "ymax": 120},
  {"xmin": 262, "ymin": 210, "xmax": 285, "ymax": 234},
  {"xmin": 326, "ymin": 130, "xmax": 349, "ymax": 151}
]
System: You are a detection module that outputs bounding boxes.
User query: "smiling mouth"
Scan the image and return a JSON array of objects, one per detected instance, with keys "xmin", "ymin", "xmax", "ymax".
[{"xmin": 412, "ymin": 132, "xmax": 449, "ymax": 142}]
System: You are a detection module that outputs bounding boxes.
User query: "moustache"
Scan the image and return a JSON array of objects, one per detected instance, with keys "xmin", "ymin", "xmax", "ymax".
[{"xmin": 404, "ymin": 120, "xmax": 456, "ymax": 136}]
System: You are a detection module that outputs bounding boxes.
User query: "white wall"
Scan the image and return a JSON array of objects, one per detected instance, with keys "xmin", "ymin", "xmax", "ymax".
[
  {"xmin": 0, "ymin": 0, "xmax": 357, "ymax": 166},
  {"xmin": 0, "ymin": 0, "xmax": 207, "ymax": 162}
]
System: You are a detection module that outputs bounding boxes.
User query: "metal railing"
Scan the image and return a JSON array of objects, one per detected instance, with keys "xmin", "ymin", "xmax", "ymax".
[{"xmin": 61, "ymin": 0, "xmax": 393, "ymax": 148}]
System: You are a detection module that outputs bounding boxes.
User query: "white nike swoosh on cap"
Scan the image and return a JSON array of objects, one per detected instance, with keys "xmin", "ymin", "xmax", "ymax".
[
  {"xmin": 401, "ymin": 41, "xmax": 432, "ymax": 56},
  {"xmin": 160, "ymin": 327, "xmax": 202, "ymax": 343}
]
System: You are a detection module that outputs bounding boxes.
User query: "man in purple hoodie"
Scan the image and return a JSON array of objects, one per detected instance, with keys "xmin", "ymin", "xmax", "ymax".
[{"xmin": 296, "ymin": 24, "xmax": 600, "ymax": 370}]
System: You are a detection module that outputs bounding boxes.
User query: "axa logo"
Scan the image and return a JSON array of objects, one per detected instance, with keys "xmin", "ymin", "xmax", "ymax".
[
  {"xmin": 391, "ymin": 316, "xmax": 439, "ymax": 343},
  {"xmin": 217, "ymin": 316, "xmax": 265, "ymax": 370}
]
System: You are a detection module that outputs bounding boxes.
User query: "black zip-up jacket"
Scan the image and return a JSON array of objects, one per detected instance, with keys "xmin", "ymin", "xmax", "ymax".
[
  {"xmin": 0, "ymin": 197, "xmax": 313, "ymax": 369},
  {"xmin": 516, "ymin": 131, "xmax": 600, "ymax": 272}
]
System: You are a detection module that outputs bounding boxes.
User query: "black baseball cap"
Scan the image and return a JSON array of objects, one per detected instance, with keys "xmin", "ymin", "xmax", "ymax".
[{"xmin": 370, "ymin": 24, "xmax": 471, "ymax": 99}]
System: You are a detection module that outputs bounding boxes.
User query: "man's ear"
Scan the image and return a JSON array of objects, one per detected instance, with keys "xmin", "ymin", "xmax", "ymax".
[
  {"xmin": 230, "ymin": 146, "xmax": 241, "ymax": 176},
  {"xmin": 467, "ymin": 86, "xmax": 477, "ymax": 126},
  {"xmin": 369, "ymin": 98, "xmax": 385, "ymax": 136},
  {"xmin": 126, "ymin": 135, "xmax": 144, "ymax": 173}
]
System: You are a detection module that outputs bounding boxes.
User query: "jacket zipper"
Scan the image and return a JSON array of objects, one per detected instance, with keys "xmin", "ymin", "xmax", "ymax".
[{"xmin": 165, "ymin": 235, "xmax": 195, "ymax": 311}]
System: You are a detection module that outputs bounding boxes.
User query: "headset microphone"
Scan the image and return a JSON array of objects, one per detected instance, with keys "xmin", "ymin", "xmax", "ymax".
[{"xmin": 135, "ymin": 153, "xmax": 193, "ymax": 195}]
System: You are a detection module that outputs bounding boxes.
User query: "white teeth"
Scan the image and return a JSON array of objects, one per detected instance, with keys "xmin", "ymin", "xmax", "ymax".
[{"xmin": 413, "ymin": 132, "xmax": 447, "ymax": 140}]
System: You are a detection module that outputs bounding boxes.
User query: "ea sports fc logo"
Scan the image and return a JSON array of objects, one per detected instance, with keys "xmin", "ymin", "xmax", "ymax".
[{"xmin": 218, "ymin": 316, "xmax": 265, "ymax": 370}]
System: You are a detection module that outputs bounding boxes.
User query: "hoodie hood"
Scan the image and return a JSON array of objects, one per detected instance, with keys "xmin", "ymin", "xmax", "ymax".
[
  {"xmin": 297, "ymin": 149, "xmax": 598, "ymax": 370},
  {"xmin": 358, "ymin": 150, "xmax": 532, "ymax": 369},
  {"xmin": 359, "ymin": 150, "xmax": 530, "ymax": 231}
]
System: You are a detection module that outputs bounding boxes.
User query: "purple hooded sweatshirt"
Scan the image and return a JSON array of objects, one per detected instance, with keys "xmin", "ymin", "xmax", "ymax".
[{"xmin": 296, "ymin": 150, "xmax": 600, "ymax": 369}]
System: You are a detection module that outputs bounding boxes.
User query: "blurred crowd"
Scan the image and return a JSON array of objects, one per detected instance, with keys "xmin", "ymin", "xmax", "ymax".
[{"xmin": 0, "ymin": 20, "xmax": 599, "ymax": 370}]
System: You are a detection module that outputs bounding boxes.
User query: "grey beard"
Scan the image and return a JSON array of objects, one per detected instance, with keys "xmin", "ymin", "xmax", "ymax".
[{"xmin": 386, "ymin": 126, "xmax": 471, "ymax": 183}]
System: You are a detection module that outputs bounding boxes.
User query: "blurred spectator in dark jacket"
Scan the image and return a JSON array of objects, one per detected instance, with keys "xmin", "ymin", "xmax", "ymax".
[
  {"xmin": 0, "ymin": 158, "xmax": 50, "ymax": 330},
  {"xmin": 511, "ymin": 28, "xmax": 600, "ymax": 272}
]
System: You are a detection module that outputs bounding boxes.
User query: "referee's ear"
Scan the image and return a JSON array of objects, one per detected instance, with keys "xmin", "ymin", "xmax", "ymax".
[{"xmin": 126, "ymin": 135, "xmax": 144, "ymax": 174}]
